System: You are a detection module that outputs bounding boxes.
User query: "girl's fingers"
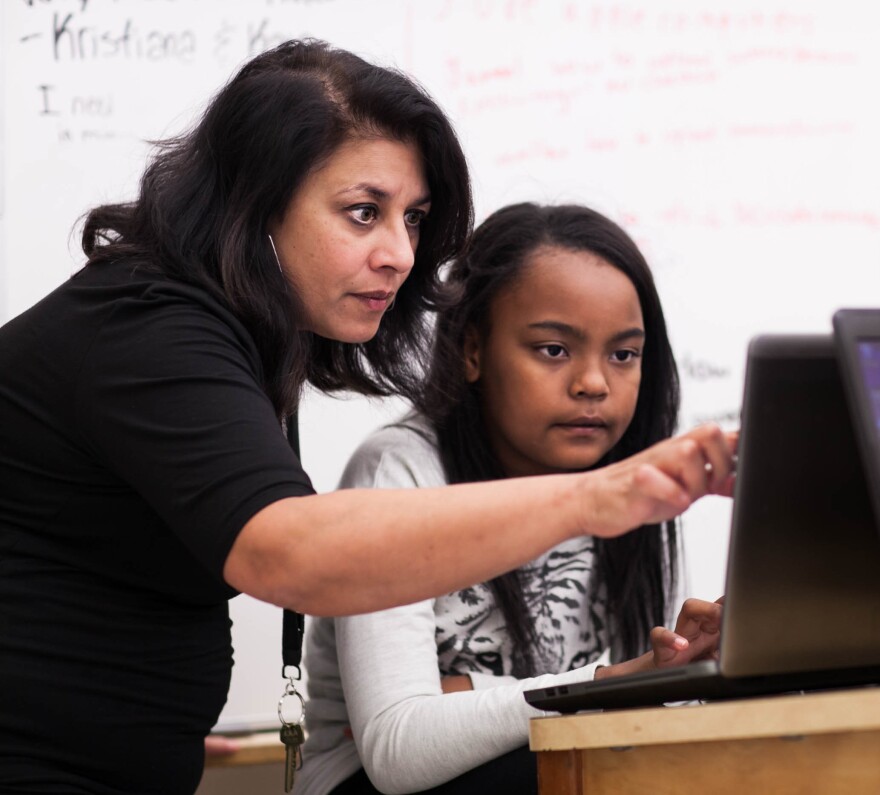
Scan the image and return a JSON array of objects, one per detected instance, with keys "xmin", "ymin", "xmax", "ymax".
[
  {"xmin": 650, "ymin": 626, "xmax": 690, "ymax": 666},
  {"xmin": 674, "ymin": 598, "xmax": 723, "ymax": 638},
  {"xmin": 651, "ymin": 626, "xmax": 689, "ymax": 650}
]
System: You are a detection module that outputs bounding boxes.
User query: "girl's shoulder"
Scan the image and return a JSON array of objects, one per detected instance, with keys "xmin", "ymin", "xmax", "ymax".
[
  {"xmin": 339, "ymin": 412, "xmax": 446, "ymax": 490},
  {"xmin": 354, "ymin": 411, "xmax": 438, "ymax": 458}
]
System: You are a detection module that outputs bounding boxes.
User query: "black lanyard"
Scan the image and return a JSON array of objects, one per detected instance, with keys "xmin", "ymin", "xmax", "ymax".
[{"xmin": 282, "ymin": 414, "xmax": 305, "ymax": 680}]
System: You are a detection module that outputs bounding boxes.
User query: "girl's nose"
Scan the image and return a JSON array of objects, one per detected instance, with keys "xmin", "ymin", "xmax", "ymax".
[{"xmin": 570, "ymin": 362, "xmax": 609, "ymax": 400}]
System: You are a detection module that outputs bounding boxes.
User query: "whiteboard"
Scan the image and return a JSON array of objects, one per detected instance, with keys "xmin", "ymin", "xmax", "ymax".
[{"xmin": 3, "ymin": 0, "xmax": 880, "ymax": 731}]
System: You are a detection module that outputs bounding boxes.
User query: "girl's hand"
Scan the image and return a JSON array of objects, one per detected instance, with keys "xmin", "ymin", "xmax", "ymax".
[
  {"xmin": 651, "ymin": 596, "xmax": 723, "ymax": 669},
  {"xmin": 440, "ymin": 675, "xmax": 473, "ymax": 693},
  {"xmin": 579, "ymin": 424, "xmax": 738, "ymax": 539},
  {"xmin": 594, "ymin": 596, "xmax": 724, "ymax": 680}
]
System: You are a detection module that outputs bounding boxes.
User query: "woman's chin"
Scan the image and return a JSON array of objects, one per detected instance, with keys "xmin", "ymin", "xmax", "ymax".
[{"xmin": 313, "ymin": 322, "xmax": 382, "ymax": 345}]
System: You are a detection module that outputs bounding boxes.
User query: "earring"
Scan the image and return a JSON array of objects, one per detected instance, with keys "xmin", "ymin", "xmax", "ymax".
[{"xmin": 268, "ymin": 234, "xmax": 284, "ymax": 275}]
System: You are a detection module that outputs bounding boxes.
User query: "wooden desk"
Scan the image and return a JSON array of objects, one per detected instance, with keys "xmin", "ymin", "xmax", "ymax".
[{"xmin": 529, "ymin": 687, "xmax": 880, "ymax": 794}]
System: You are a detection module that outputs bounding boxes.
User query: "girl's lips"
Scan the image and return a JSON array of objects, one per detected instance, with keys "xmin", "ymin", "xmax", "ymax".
[
  {"xmin": 554, "ymin": 418, "xmax": 610, "ymax": 436},
  {"xmin": 557, "ymin": 416, "xmax": 608, "ymax": 427}
]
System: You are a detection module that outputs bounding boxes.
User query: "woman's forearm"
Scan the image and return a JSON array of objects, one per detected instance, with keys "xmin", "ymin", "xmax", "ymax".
[{"xmin": 225, "ymin": 473, "xmax": 580, "ymax": 615}]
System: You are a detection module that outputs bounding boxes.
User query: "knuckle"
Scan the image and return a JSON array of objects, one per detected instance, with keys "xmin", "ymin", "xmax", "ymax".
[
  {"xmin": 679, "ymin": 438, "xmax": 699, "ymax": 458},
  {"xmin": 704, "ymin": 421, "xmax": 723, "ymax": 439}
]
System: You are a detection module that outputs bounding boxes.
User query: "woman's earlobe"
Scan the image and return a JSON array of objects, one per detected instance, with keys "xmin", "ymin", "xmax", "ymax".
[{"xmin": 462, "ymin": 326, "xmax": 481, "ymax": 383}]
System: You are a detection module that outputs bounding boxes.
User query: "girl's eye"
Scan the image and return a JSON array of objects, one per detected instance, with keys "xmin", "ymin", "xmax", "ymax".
[
  {"xmin": 539, "ymin": 344, "xmax": 568, "ymax": 359},
  {"xmin": 611, "ymin": 349, "xmax": 641, "ymax": 363},
  {"xmin": 404, "ymin": 209, "xmax": 427, "ymax": 228},
  {"xmin": 350, "ymin": 205, "xmax": 378, "ymax": 225}
]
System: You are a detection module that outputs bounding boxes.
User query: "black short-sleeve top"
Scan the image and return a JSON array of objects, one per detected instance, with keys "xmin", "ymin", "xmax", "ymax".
[{"xmin": 0, "ymin": 261, "xmax": 314, "ymax": 793}]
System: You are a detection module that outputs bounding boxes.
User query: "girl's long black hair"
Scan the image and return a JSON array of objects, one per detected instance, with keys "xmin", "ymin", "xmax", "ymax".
[
  {"xmin": 416, "ymin": 203, "xmax": 680, "ymax": 674},
  {"xmin": 80, "ymin": 39, "xmax": 473, "ymax": 415}
]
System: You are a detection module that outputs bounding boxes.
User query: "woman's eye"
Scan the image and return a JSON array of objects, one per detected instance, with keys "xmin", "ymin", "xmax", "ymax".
[
  {"xmin": 350, "ymin": 205, "xmax": 378, "ymax": 224},
  {"xmin": 404, "ymin": 209, "xmax": 426, "ymax": 228}
]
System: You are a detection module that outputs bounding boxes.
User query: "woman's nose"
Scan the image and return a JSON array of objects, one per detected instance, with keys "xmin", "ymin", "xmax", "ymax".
[{"xmin": 369, "ymin": 221, "xmax": 416, "ymax": 274}]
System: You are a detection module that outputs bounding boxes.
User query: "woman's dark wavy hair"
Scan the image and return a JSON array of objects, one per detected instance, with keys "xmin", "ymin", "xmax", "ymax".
[
  {"xmin": 81, "ymin": 39, "xmax": 473, "ymax": 415},
  {"xmin": 416, "ymin": 202, "xmax": 680, "ymax": 674}
]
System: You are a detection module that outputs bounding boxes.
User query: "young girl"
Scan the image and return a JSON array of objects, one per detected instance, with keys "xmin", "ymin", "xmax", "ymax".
[{"xmin": 297, "ymin": 202, "xmax": 725, "ymax": 795}]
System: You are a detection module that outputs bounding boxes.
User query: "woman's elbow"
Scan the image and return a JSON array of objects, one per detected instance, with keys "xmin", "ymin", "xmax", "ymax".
[
  {"xmin": 222, "ymin": 546, "xmax": 316, "ymax": 612},
  {"xmin": 221, "ymin": 501, "xmax": 334, "ymax": 613}
]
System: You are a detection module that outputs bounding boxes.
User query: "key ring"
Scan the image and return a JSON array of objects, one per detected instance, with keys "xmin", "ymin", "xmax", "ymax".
[
  {"xmin": 282, "ymin": 663, "xmax": 302, "ymax": 682},
  {"xmin": 278, "ymin": 683, "xmax": 305, "ymax": 728}
]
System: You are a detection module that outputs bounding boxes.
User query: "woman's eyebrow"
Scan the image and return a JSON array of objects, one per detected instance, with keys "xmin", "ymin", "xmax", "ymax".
[
  {"xmin": 337, "ymin": 184, "xmax": 432, "ymax": 205},
  {"xmin": 339, "ymin": 183, "xmax": 387, "ymax": 200}
]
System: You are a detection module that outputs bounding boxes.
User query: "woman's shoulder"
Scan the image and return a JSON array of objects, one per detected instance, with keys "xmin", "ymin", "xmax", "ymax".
[
  {"xmin": 70, "ymin": 263, "xmax": 262, "ymax": 376},
  {"xmin": 70, "ymin": 261, "xmax": 243, "ymax": 332},
  {"xmin": 338, "ymin": 413, "xmax": 446, "ymax": 490}
]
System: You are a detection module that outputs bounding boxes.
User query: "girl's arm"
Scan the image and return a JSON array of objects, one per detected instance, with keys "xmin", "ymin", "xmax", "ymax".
[
  {"xmin": 336, "ymin": 599, "xmax": 606, "ymax": 794},
  {"xmin": 223, "ymin": 424, "xmax": 735, "ymax": 616}
]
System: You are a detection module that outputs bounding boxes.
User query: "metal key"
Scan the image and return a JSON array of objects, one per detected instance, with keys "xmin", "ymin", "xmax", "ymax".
[{"xmin": 280, "ymin": 722, "xmax": 305, "ymax": 792}]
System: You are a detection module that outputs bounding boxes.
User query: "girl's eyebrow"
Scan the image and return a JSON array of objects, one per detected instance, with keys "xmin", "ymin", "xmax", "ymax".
[
  {"xmin": 528, "ymin": 321, "xmax": 645, "ymax": 344},
  {"xmin": 609, "ymin": 327, "xmax": 646, "ymax": 344},
  {"xmin": 528, "ymin": 321, "xmax": 585, "ymax": 341}
]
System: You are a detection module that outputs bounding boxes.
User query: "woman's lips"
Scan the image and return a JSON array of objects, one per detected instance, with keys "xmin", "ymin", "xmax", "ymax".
[{"xmin": 352, "ymin": 291, "xmax": 394, "ymax": 311}]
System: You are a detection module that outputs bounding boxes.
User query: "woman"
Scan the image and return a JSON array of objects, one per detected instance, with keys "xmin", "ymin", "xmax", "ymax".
[
  {"xmin": 0, "ymin": 41, "xmax": 734, "ymax": 794},
  {"xmin": 298, "ymin": 203, "xmax": 725, "ymax": 795}
]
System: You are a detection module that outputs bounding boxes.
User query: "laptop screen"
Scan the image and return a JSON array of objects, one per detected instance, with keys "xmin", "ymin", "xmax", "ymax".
[
  {"xmin": 857, "ymin": 339, "xmax": 880, "ymax": 439},
  {"xmin": 834, "ymin": 309, "xmax": 880, "ymax": 528}
]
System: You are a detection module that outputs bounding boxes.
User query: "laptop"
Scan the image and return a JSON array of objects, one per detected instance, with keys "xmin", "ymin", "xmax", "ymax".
[{"xmin": 524, "ymin": 323, "xmax": 880, "ymax": 713}]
